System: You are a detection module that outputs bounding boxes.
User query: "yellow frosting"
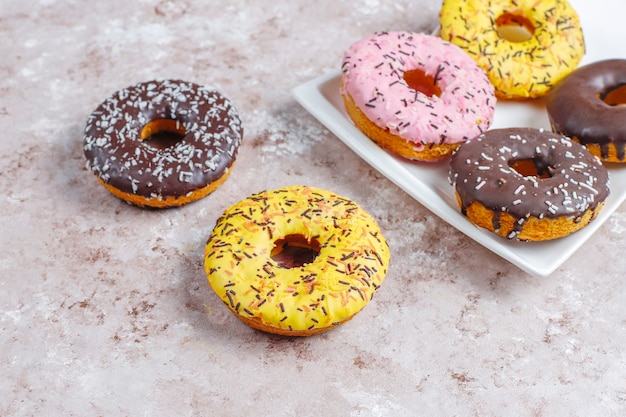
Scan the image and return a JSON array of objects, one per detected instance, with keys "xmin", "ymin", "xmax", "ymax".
[
  {"xmin": 204, "ymin": 186, "xmax": 390, "ymax": 334},
  {"xmin": 439, "ymin": 0, "xmax": 584, "ymax": 99}
]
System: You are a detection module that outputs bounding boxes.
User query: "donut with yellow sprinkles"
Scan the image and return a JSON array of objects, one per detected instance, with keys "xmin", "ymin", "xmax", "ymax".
[
  {"xmin": 204, "ymin": 186, "xmax": 390, "ymax": 336},
  {"xmin": 439, "ymin": 0, "xmax": 585, "ymax": 99}
]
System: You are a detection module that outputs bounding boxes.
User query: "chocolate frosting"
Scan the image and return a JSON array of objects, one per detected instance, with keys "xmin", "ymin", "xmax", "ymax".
[
  {"xmin": 546, "ymin": 59, "xmax": 626, "ymax": 160},
  {"xmin": 84, "ymin": 80, "xmax": 243, "ymax": 200},
  {"xmin": 450, "ymin": 128, "xmax": 610, "ymax": 238}
]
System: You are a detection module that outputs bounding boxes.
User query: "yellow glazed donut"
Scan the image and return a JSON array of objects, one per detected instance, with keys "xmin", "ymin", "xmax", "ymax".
[
  {"xmin": 204, "ymin": 186, "xmax": 390, "ymax": 336},
  {"xmin": 439, "ymin": 0, "xmax": 585, "ymax": 99}
]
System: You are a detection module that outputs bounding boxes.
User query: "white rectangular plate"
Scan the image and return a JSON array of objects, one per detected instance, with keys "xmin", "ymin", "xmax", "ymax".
[{"xmin": 292, "ymin": 4, "xmax": 626, "ymax": 277}]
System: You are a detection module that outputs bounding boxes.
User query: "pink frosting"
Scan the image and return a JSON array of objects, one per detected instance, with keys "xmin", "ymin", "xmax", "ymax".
[{"xmin": 341, "ymin": 31, "xmax": 496, "ymax": 149}]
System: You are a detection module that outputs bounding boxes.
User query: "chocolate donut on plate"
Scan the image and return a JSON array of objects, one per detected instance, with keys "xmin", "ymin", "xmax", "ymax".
[
  {"xmin": 547, "ymin": 59, "xmax": 626, "ymax": 162},
  {"xmin": 450, "ymin": 128, "xmax": 610, "ymax": 241}
]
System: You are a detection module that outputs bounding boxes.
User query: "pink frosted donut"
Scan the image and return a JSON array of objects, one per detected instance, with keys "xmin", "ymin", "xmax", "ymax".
[{"xmin": 340, "ymin": 31, "xmax": 496, "ymax": 161}]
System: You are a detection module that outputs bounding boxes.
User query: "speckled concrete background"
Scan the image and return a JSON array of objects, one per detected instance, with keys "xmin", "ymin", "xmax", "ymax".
[{"xmin": 2, "ymin": 0, "xmax": 626, "ymax": 416}]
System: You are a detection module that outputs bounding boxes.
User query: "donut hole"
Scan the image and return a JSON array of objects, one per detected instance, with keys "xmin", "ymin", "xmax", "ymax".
[
  {"xmin": 271, "ymin": 234, "xmax": 321, "ymax": 268},
  {"xmin": 140, "ymin": 119, "xmax": 186, "ymax": 150},
  {"xmin": 403, "ymin": 69, "xmax": 442, "ymax": 98},
  {"xmin": 601, "ymin": 84, "xmax": 626, "ymax": 106},
  {"xmin": 496, "ymin": 12, "xmax": 535, "ymax": 43},
  {"xmin": 510, "ymin": 159, "xmax": 552, "ymax": 179}
]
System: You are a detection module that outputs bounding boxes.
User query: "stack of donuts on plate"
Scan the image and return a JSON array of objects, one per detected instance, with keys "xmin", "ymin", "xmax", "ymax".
[{"xmin": 341, "ymin": 0, "xmax": 625, "ymax": 243}]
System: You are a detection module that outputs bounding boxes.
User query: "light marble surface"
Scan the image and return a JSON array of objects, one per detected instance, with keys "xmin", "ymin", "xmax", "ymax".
[{"xmin": 2, "ymin": 0, "xmax": 626, "ymax": 416}]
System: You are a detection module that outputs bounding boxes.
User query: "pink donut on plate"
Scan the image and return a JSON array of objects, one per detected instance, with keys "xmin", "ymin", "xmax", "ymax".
[{"xmin": 340, "ymin": 31, "xmax": 497, "ymax": 161}]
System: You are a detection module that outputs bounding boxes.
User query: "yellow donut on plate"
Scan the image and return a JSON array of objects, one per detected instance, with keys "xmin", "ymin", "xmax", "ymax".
[{"xmin": 439, "ymin": 0, "xmax": 585, "ymax": 99}]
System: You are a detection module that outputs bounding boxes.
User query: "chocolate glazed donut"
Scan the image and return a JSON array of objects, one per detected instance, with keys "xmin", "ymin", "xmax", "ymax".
[
  {"xmin": 84, "ymin": 79, "xmax": 243, "ymax": 208},
  {"xmin": 547, "ymin": 59, "xmax": 626, "ymax": 162},
  {"xmin": 449, "ymin": 128, "xmax": 610, "ymax": 241}
]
